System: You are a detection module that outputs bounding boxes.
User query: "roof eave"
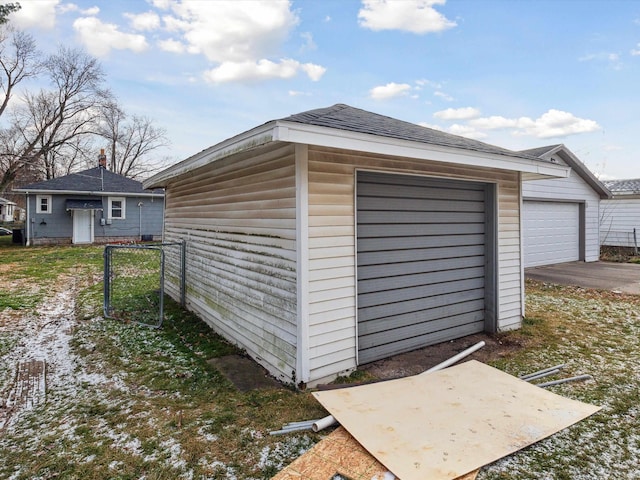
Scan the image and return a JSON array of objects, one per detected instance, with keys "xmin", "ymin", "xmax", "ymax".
[
  {"xmin": 12, "ymin": 188, "xmax": 163, "ymax": 197},
  {"xmin": 545, "ymin": 145, "xmax": 612, "ymax": 199},
  {"xmin": 143, "ymin": 122, "xmax": 276, "ymax": 189},
  {"xmin": 274, "ymin": 121, "xmax": 570, "ymax": 179}
]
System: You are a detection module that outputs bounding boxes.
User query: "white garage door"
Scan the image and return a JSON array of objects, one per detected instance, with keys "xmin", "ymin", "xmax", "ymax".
[{"xmin": 523, "ymin": 201, "xmax": 580, "ymax": 267}]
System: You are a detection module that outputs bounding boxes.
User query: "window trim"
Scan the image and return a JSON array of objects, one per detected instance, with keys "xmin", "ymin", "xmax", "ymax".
[
  {"xmin": 36, "ymin": 195, "xmax": 52, "ymax": 214},
  {"xmin": 108, "ymin": 196, "xmax": 126, "ymax": 220}
]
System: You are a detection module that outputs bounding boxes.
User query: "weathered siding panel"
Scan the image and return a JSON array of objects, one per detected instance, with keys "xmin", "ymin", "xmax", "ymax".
[
  {"xmin": 163, "ymin": 143, "xmax": 298, "ymax": 383},
  {"xmin": 306, "ymin": 146, "xmax": 522, "ymax": 382},
  {"xmin": 523, "ymin": 167, "xmax": 601, "ymax": 262},
  {"xmin": 600, "ymin": 198, "xmax": 640, "ymax": 247}
]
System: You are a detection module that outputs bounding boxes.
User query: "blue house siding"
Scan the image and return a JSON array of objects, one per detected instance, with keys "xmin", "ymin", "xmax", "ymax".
[
  {"xmin": 26, "ymin": 194, "xmax": 164, "ymax": 245},
  {"xmin": 14, "ymin": 165, "xmax": 165, "ymax": 246}
]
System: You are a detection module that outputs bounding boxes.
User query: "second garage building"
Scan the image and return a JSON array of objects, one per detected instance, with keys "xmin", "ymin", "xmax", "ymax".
[{"xmin": 521, "ymin": 145, "xmax": 610, "ymax": 268}]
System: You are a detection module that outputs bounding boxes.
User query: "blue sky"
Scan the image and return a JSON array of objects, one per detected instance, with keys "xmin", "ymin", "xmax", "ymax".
[{"xmin": 5, "ymin": 0, "xmax": 640, "ymax": 179}]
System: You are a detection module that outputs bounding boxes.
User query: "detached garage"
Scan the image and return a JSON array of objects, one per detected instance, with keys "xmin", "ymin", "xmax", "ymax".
[
  {"xmin": 145, "ymin": 104, "xmax": 569, "ymax": 387},
  {"xmin": 520, "ymin": 145, "xmax": 610, "ymax": 268}
]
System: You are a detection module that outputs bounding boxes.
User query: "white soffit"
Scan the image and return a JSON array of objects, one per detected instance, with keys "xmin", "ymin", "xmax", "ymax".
[
  {"xmin": 312, "ymin": 360, "xmax": 600, "ymax": 480},
  {"xmin": 144, "ymin": 121, "xmax": 569, "ymax": 189},
  {"xmin": 274, "ymin": 122, "xmax": 570, "ymax": 180}
]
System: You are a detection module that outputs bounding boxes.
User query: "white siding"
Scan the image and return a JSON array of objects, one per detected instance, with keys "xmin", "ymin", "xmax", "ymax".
[
  {"xmin": 163, "ymin": 143, "xmax": 298, "ymax": 383},
  {"xmin": 600, "ymin": 198, "xmax": 640, "ymax": 247},
  {"xmin": 306, "ymin": 146, "xmax": 522, "ymax": 384},
  {"xmin": 522, "ymin": 164, "xmax": 601, "ymax": 262}
]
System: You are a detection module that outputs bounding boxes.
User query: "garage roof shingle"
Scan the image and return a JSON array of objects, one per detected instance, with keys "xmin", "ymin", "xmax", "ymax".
[{"xmin": 280, "ymin": 104, "xmax": 540, "ymax": 161}]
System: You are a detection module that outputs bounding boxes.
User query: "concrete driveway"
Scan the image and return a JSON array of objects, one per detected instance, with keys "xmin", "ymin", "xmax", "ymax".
[{"xmin": 525, "ymin": 261, "xmax": 640, "ymax": 294}]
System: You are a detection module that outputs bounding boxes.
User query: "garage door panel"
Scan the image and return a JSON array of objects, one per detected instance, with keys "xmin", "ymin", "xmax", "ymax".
[
  {"xmin": 358, "ymin": 288, "xmax": 486, "ymax": 323},
  {"xmin": 358, "ymin": 255, "xmax": 485, "ymax": 279},
  {"xmin": 358, "ymin": 277, "xmax": 485, "ymax": 308},
  {"xmin": 359, "ymin": 299, "xmax": 486, "ymax": 336},
  {"xmin": 359, "ymin": 310, "xmax": 485, "ymax": 349},
  {"xmin": 358, "ymin": 266, "xmax": 485, "ymax": 294},
  {"xmin": 358, "ymin": 223, "xmax": 485, "ymax": 238},
  {"xmin": 358, "ymin": 321, "xmax": 485, "ymax": 364},
  {"xmin": 358, "ymin": 210, "xmax": 485, "ymax": 224},
  {"xmin": 360, "ymin": 196, "xmax": 485, "ymax": 213},
  {"xmin": 358, "ymin": 233, "xmax": 486, "ymax": 253},
  {"xmin": 358, "ymin": 244, "xmax": 485, "ymax": 267},
  {"xmin": 358, "ymin": 179, "xmax": 485, "ymax": 201},
  {"xmin": 523, "ymin": 201, "xmax": 579, "ymax": 267}
]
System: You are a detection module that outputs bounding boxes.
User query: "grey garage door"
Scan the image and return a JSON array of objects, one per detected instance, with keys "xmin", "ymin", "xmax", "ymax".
[
  {"xmin": 357, "ymin": 172, "xmax": 489, "ymax": 364},
  {"xmin": 523, "ymin": 201, "xmax": 580, "ymax": 267}
]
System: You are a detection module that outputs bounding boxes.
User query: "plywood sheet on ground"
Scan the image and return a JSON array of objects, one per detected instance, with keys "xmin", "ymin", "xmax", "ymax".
[
  {"xmin": 313, "ymin": 360, "xmax": 600, "ymax": 480},
  {"xmin": 272, "ymin": 426, "xmax": 478, "ymax": 480}
]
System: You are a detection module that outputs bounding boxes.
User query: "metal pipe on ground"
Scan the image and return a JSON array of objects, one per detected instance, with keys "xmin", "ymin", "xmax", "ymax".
[
  {"xmin": 536, "ymin": 375, "xmax": 593, "ymax": 388},
  {"xmin": 422, "ymin": 341, "xmax": 486, "ymax": 374},
  {"xmin": 522, "ymin": 369, "xmax": 561, "ymax": 382},
  {"xmin": 519, "ymin": 364, "xmax": 566, "ymax": 381},
  {"xmin": 312, "ymin": 340, "xmax": 487, "ymax": 433}
]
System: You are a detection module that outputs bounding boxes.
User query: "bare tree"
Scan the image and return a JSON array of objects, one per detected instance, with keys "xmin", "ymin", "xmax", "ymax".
[
  {"xmin": 0, "ymin": 27, "xmax": 39, "ymax": 118},
  {"xmin": 0, "ymin": 46, "xmax": 111, "ymax": 192},
  {"xmin": 97, "ymin": 102, "xmax": 169, "ymax": 179}
]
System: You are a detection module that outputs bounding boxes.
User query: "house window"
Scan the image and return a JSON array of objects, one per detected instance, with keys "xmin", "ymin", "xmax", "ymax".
[
  {"xmin": 36, "ymin": 195, "xmax": 52, "ymax": 214},
  {"xmin": 108, "ymin": 197, "xmax": 126, "ymax": 219}
]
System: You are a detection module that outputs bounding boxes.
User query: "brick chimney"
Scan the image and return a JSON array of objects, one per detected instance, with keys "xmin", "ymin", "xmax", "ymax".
[{"xmin": 98, "ymin": 148, "xmax": 107, "ymax": 168}]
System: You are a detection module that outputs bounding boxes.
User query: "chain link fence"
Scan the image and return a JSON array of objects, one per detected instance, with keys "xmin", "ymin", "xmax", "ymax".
[{"xmin": 103, "ymin": 242, "xmax": 185, "ymax": 327}]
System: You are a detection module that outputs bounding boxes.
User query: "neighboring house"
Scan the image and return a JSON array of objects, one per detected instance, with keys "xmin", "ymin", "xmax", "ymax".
[
  {"xmin": 0, "ymin": 197, "xmax": 17, "ymax": 222},
  {"xmin": 600, "ymin": 179, "xmax": 640, "ymax": 248},
  {"xmin": 13, "ymin": 155, "xmax": 164, "ymax": 246},
  {"xmin": 519, "ymin": 145, "xmax": 611, "ymax": 267},
  {"xmin": 144, "ymin": 103, "xmax": 570, "ymax": 387}
]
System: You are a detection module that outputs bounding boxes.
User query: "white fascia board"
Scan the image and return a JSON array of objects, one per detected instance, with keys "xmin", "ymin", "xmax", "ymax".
[
  {"xmin": 273, "ymin": 122, "xmax": 571, "ymax": 179},
  {"xmin": 143, "ymin": 123, "xmax": 276, "ymax": 189},
  {"xmin": 144, "ymin": 119, "xmax": 570, "ymax": 188},
  {"xmin": 12, "ymin": 189, "xmax": 163, "ymax": 197}
]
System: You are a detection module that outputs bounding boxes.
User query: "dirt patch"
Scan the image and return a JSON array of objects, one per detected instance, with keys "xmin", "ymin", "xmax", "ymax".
[{"xmin": 360, "ymin": 332, "xmax": 525, "ymax": 381}]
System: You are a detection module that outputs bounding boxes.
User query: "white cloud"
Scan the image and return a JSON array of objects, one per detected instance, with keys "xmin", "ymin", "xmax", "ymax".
[
  {"xmin": 301, "ymin": 63, "xmax": 326, "ymax": 81},
  {"xmin": 158, "ymin": 38, "xmax": 186, "ymax": 54},
  {"xmin": 73, "ymin": 17, "xmax": 149, "ymax": 57},
  {"xmin": 204, "ymin": 59, "xmax": 325, "ymax": 84},
  {"xmin": 289, "ymin": 90, "xmax": 311, "ymax": 97},
  {"xmin": 82, "ymin": 6, "xmax": 100, "ymax": 16},
  {"xmin": 415, "ymin": 78, "xmax": 442, "ymax": 89},
  {"xmin": 579, "ymin": 51, "xmax": 622, "ymax": 69},
  {"xmin": 300, "ymin": 32, "xmax": 316, "ymax": 52},
  {"xmin": 631, "ymin": 44, "xmax": 640, "ymax": 56},
  {"xmin": 447, "ymin": 124, "xmax": 487, "ymax": 139},
  {"xmin": 358, "ymin": 0, "xmax": 456, "ymax": 34},
  {"xmin": 9, "ymin": 0, "xmax": 59, "ymax": 29},
  {"xmin": 125, "ymin": 11, "xmax": 161, "ymax": 31},
  {"xmin": 434, "ymin": 107, "xmax": 480, "ymax": 120},
  {"xmin": 370, "ymin": 82, "xmax": 412, "ymax": 100},
  {"xmin": 160, "ymin": 0, "xmax": 299, "ymax": 63},
  {"xmin": 469, "ymin": 115, "xmax": 519, "ymax": 130},
  {"xmin": 434, "ymin": 90, "xmax": 454, "ymax": 101},
  {"xmin": 418, "ymin": 122, "xmax": 486, "ymax": 140},
  {"xmin": 470, "ymin": 109, "xmax": 600, "ymax": 138},
  {"xmin": 149, "ymin": 1, "xmax": 325, "ymax": 84}
]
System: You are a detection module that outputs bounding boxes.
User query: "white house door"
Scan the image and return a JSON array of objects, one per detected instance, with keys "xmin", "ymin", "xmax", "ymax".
[{"xmin": 72, "ymin": 210, "xmax": 94, "ymax": 244}]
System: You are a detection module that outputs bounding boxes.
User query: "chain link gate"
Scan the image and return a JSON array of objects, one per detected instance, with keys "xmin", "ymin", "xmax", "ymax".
[{"xmin": 103, "ymin": 242, "xmax": 185, "ymax": 327}]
